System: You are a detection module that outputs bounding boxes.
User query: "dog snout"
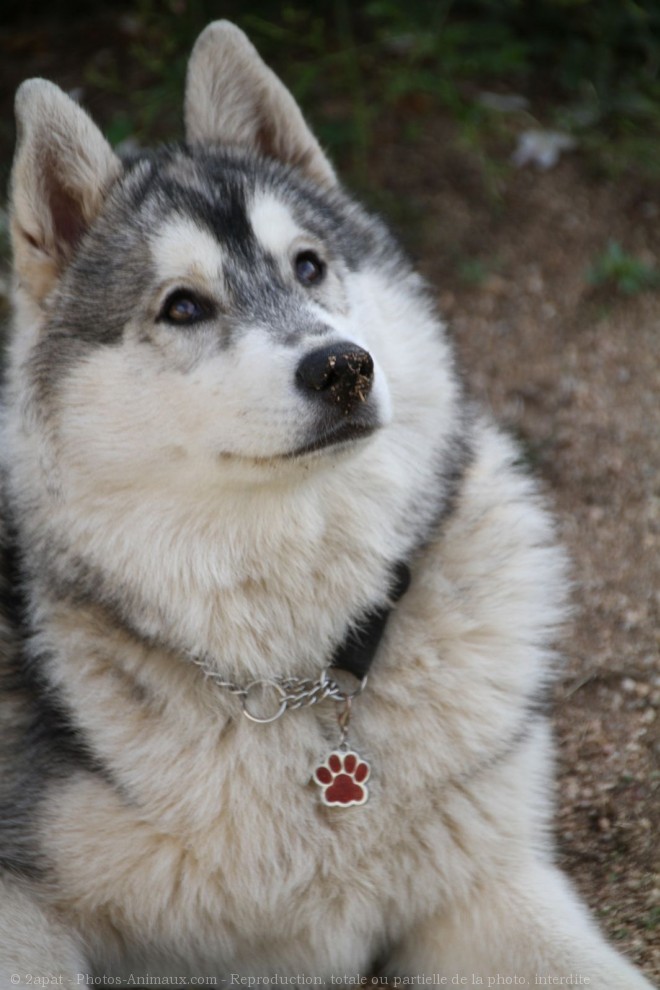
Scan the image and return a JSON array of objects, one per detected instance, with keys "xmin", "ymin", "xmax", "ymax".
[{"xmin": 295, "ymin": 342, "xmax": 374, "ymax": 414}]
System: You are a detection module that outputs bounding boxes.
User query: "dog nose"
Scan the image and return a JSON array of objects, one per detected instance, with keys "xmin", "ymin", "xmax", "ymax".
[{"xmin": 296, "ymin": 342, "xmax": 374, "ymax": 414}]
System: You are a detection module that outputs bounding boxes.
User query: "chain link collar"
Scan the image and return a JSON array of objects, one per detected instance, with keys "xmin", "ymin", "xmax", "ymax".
[{"xmin": 189, "ymin": 658, "xmax": 367, "ymax": 724}]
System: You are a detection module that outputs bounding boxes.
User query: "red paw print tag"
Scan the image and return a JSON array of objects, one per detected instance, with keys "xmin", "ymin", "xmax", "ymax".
[{"xmin": 313, "ymin": 750, "xmax": 370, "ymax": 807}]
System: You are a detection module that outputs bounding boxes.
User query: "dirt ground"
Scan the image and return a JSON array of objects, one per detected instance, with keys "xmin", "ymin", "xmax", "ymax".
[
  {"xmin": 376, "ymin": 122, "xmax": 659, "ymax": 981},
  {"xmin": 0, "ymin": 18, "xmax": 658, "ymax": 983}
]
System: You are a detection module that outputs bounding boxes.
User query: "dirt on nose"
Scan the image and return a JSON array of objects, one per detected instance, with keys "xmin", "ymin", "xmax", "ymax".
[{"xmin": 327, "ymin": 351, "xmax": 374, "ymax": 414}]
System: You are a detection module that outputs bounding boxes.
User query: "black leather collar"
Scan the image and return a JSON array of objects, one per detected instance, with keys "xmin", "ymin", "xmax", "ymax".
[{"xmin": 330, "ymin": 562, "xmax": 411, "ymax": 680}]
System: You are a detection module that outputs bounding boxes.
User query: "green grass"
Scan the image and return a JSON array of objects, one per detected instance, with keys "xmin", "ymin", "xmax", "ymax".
[
  {"xmin": 587, "ymin": 242, "xmax": 660, "ymax": 296},
  {"xmin": 642, "ymin": 906, "xmax": 660, "ymax": 931}
]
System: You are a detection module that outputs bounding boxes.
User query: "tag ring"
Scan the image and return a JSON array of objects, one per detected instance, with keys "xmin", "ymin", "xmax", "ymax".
[{"xmin": 242, "ymin": 680, "xmax": 288, "ymax": 723}]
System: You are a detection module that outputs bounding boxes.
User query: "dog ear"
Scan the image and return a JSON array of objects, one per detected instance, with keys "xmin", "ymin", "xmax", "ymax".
[
  {"xmin": 11, "ymin": 79, "xmax": 121, "ymax": 307},
  {"xmin": 185, "ymin": 21, "xmax": 337, "ymax": 189}
]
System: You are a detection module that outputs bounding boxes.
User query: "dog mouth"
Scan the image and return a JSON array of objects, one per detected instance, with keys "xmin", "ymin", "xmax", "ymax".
[
  {"xmin": 215, "ymin": 420, "xmax": 378, "ymax": 466},
  {"xmin": 286, "ymin": 420, "xmax": 379, "ymax": 458}
]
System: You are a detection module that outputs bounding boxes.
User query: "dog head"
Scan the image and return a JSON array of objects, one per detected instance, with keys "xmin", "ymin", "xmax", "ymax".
[{"xmin": 10, "ymin": 22, "xmax": 435, "ymax": 478}]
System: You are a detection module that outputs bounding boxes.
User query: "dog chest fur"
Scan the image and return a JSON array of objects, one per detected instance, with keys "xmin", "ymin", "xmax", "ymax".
[{"xmin": 36, "ymin": 422, "xmax": 561, "ymax": 976}]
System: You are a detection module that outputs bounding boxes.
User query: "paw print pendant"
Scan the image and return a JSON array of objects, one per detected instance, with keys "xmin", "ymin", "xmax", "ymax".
[{"xmin": 313, "ymin": 750, "xmax": 370, "ymax": 807}]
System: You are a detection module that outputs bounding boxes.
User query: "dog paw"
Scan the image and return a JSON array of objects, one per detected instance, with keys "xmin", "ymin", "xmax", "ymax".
[{"xmin": 313, "ymin": 750, "xmax": 370, "ymax": 807}]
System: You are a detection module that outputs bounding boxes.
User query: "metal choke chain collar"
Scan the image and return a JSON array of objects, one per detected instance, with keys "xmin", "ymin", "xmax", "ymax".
[{"xmin": 188, "ymin": 659, "xmax": 367, "ymax": 724}]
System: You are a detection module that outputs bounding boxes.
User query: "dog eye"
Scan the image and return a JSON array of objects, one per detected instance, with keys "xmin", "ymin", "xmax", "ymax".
[
  {"xmin": 159, "ymin": 290, "xmax": 211, "ymax": 326},
  {"xmin": 295, "ymin": 251, "xmax": 325, "ymax": 286}
]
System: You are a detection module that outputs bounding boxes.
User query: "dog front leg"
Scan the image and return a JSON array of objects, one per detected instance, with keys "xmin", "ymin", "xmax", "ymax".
[{"xmin": 384, "ymin": 862, "xmax": 654, "ymax": 990}]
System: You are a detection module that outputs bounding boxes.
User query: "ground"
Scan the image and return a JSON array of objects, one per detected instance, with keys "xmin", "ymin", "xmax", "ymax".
[{"xmin": 0, "ymin": 18, "xmax": 658, "ymax": 984}]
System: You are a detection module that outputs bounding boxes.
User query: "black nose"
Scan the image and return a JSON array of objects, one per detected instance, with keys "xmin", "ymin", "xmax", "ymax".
[{"xmin": 296, "ymin": 342, "xmax": 374, "ymax": 414}]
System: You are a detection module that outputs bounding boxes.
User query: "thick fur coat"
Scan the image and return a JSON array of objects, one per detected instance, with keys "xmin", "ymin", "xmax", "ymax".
[{"xmin": 0, "ymin": 20, "xmax": 654, "ymax": 989}]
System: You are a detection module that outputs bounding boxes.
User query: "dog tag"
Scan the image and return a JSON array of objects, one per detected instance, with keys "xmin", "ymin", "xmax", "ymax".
[
  {"xmin": 312, "ymin": 696, "xmax": 370, "ymax": 806},
  {"xmin": 313, "ymin": 749, "xmax": 370, "ymax": 807}
]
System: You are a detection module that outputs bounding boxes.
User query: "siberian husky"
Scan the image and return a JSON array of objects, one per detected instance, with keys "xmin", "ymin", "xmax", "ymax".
[{"xmin": 0, "ymin": 20, "xmax": 653, "ymax": 989}]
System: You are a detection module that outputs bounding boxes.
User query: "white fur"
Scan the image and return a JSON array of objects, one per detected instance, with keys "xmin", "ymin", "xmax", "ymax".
[
  {"xmin": 249, "ymin": 192, "xmax": 305, "ymax": 257},
  {"xmin": 151, "ymin": 216, "xmax": 225, "ymax": 288}
]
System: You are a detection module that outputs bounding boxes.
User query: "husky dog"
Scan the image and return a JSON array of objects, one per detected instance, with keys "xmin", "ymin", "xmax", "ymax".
[{"xmin": 1, "ymin": 20, "xmax": 654, "ymax": 989}]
